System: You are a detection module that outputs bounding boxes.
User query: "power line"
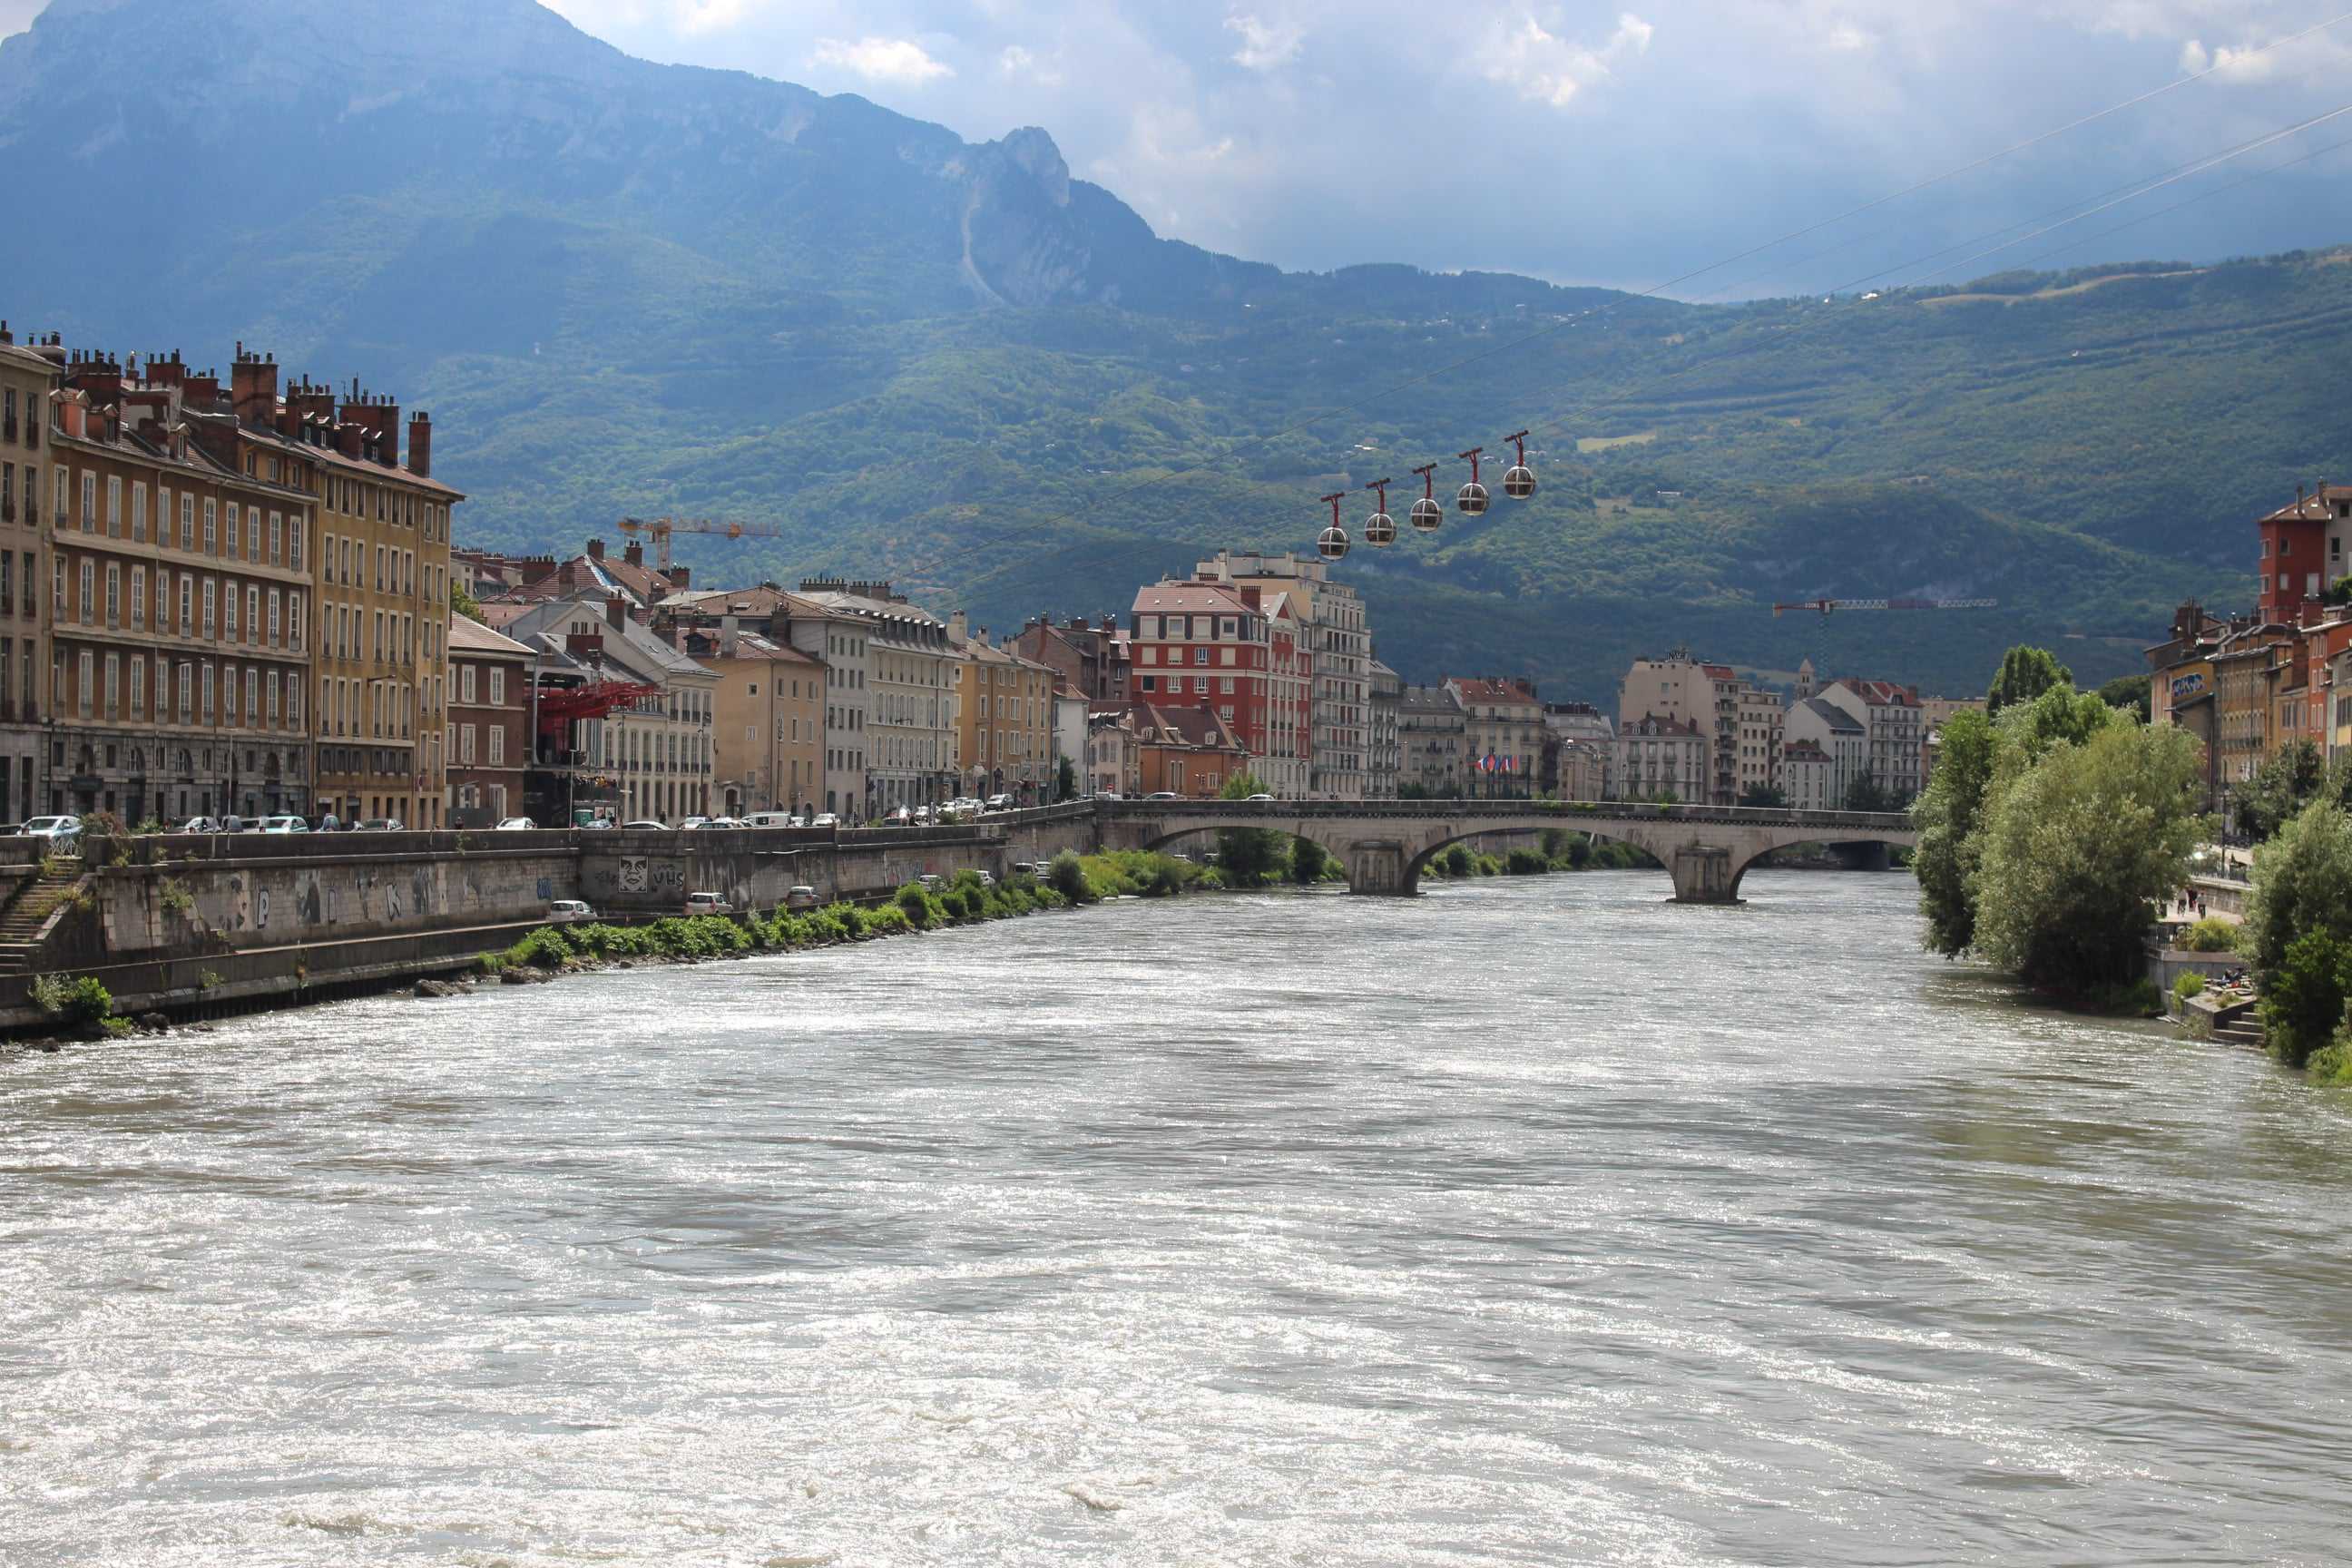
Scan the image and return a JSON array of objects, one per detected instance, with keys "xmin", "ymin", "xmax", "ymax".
[{"xmin": 949, "ymin": 15, "xmax": 2352, "ymax": 547}]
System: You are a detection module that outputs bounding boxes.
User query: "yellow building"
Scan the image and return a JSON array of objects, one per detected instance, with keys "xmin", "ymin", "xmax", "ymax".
[{"xmin": 951, "ymin": 620, "xmax": 1055, "ymax": 802}]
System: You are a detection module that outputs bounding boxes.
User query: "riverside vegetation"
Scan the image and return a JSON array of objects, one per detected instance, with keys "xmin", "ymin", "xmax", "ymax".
[{"xmin": 1914, "ymin": 646, "xmax": 2205, "ymax": 1014}]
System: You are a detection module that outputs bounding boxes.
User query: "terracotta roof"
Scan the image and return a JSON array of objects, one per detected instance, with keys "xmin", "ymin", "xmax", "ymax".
[
  {"xmin": 1130, "ymin": 702, "xmax": 1247, "ymax": 751},
  {"xmin": 1625, "ymin": 711, "xmax": 1704, "ymax": 737}
]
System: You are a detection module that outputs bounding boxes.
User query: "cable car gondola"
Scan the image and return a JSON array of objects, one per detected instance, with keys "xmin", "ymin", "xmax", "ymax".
[
  {"xmin": 1409, "ymin": 462, "xmax": 1442, "ymax": 533},
  {"xmin": 1456, "ymin": 447, "xmax": 1489, "ymax": 515},
  {"xmin": 1363, "ymin": 477, "xmax": 1396, "ymax": 546},
  {"xmin": 1316, "ymin": 491, "xmax": 1350, "ymax": 561},
  {"xmin": 1501, "ymin": 429, "xmax": 1534, "ymax": 500}
]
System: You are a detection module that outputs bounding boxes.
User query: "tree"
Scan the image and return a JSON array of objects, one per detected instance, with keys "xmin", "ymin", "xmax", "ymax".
[
  {"xmin": 451, "ymin": 577, "xmax": 483, "ymax": 620},
  {"xmin": 1971, "ymin": 721, "xmax": 2205, "ymax": 1000},
  {"xmin": 1739, "ymin": 783, "xmax": 1788, "ymax": 808},
  {"xmin": 1054, "ymin": 755, "xmax": 1079, "ymax": 803},
  {"xmin": 1216, "ymin": 772, "xmax": 1286, "ymax": 886},
  {"xmin": 1289, "ymin": 837, "xmax": 1334, "ymax": 885},
  {"xmin": 1914, "ymin": 707, "xmax": 1996, "ymax": 956},
  {"xmin": 1985, "ymin": 645, "xmax": 2073, "ymax": 715},
  {"xmin": 2094, "ymin": 673, "xmax": 2151, "ymax": 722},
  {"xmin": 1844, "ymin": 771, "xmax": 1907, "ymax": 813},
  {"xmin": 2229, "ymin": 739, "xmax": 2325, "ymax": 842},
  {"xmin": 2242, "ymin": 799, "xmax": 2352, "ymax": 977},
  {"xmin": 2259, "ymin": 928, "xmax": 2352, "ymax": 1069}
]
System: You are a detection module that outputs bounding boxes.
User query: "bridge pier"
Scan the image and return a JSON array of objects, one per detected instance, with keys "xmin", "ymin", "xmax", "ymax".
[
  {"xmin": 1339, "ymin": 838, "xmax": 1412, "ymax": 896},
  {"xmin": 1666, "ymin": 843, "xmax": 1742, "ymax": 904}
]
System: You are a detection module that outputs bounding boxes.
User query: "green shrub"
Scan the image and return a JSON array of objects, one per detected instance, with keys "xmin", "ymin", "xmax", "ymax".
[
  {"xmin": 1505, "ymin": 848, "xmax": 1549, "ymax": 876},
  {"xmin": 1047, "ymin": 850, "xmax": 1094, "ymax": 904},
  {"xmin": 2172, "ymin": 972, "xmax": 2207, "ymax": 1006},
  {"xmin": 1441, "ymin": 845, "xmax": 1475, "ymax": 877},
  {"xmin": 865, "ymin": 905, "xmax": 912, "ymax": 935},
  {"xmin": 2307, "ymin": 1037, "xmax": 2352, "ymax": 1086},
  {"xmin": 1289, "ymin": 838, "xmax": 1333, "ymax": 885},
  {"xmin": 157, "ymin": 877, "xmax": 196, "ymax": 917},
  {"xmin": 2260, "ymin": 927, "xmax": 2352, "ymax": 1068},
  {"xmin": 31, "ymin": 973, "xmax": 119, "ymax": 1032},
  {"xmin": 2176, "ymin": 917, "xmax": 2240, "ymax": 953},
  {"xmin": 895, "ymin": 882, "xmax": 945, "ymax": 930}
]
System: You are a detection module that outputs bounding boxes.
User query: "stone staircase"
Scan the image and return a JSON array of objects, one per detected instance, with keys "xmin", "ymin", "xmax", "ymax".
[{"xmin": 0, "ymin": 863, "xmax": 86, "ymax": 976}]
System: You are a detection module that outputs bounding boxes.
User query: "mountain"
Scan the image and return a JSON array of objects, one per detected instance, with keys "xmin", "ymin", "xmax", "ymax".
[{"xmin": 2, "ymin": 0, "xmax": 2337, "ymax": 701}]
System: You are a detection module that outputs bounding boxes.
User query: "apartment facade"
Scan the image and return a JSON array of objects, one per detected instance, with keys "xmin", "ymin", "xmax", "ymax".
[
  {"xmin": 1367, "ymin": 659, "xmax": 1402, "ymax": 799},
  {"xmin": 446, "ymin": 612, "xmax": 530, "ymax": 826},
  {"xmin": 949, "ymin": 620, "xmax": 1055, "ymax": 802},
  {"xmin": 789, "ymin": 581, "xmax": 958, "ymax": 816},
  {"xmin": 1616, "ymin": 712, "xmax": 1708, "ymax": 801},
  {"xmin": 44, "ymin": 362, "xmax": 315, "ymax": 821},
  {"xmin": 1195, "ymin": 551, "xmax": 1368, "ymax": 799},
  {"xmin": 1131, "ymin": 579, "xmax": 1310, "ymax": 794},
  {"xmin": 1542, "ymin": 701, "xmax": 1616, "ymax": 800},
  {"xmin": 684, "ymin": 626, "xmax": 825, "ymax": 818},
  {"xmin": 1445, "ymin": 676, "xmax": 1543, "ymax": 796},
  {"xmin": 1398, "ymin": 683, "xmax": 1466, "ymax": 797},
  {"xmin": 1818, "ymin": 679, "xmax": 1924, "ymax": 803},
  {"xmin": 1783, "ymin": 696, "xmax": 1867, "ymax": 808},
  {"xmin": 0, "ymin": 328, "xmax": 52, "ymax": 818},
  {"xmin": 1735, "ymin": 685, "xmax": 1784, "ymax": 800}
]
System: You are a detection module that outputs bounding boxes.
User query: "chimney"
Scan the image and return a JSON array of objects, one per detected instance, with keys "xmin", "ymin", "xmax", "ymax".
[
  {"xmin": 0, "ymin": 320, "xmax": 10, "ymax": 346},
  {"xmin": 720, "ymin": 613, "xmax": 740, "ymax": 657},
  {"xmin": 606, "ymin": 595, "xmax": 627, "ymax": 631},
  {"xmin": 623, "ymin": 541, "xmax": 644, "ymax": 569},
  {"xmin": 337, "ymin": 382, "xmax": 400, "ymax": 467},
  {"xmin": 671, "ymin": 565, "xmax": 689, "ymax": 591},
  {"xmin": 407, "ymin": 411, "xmax": 432, "ymax": 478},
  {"xmin": 1239, "ymin": 585, "xmax": 1261, "ymax": 610},
  {"xmin": 334, "ymin": 422, "xmax": 365, "ymax": 459},
  {"xmin": 587, "ymin": 537, "xmax": 605, "ymax": 561},
  {"xmin": 231, "ymin": 347, "xmax": 279, "ymax": 428},
  {"xmin": 948, "ymin": 610, "xmax": 969, "ymax": 642}
]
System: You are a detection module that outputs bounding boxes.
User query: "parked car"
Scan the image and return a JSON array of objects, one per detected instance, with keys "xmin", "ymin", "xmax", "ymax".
[
  {"xmin": 745, "ymin": 811, "xmax": 801, "ymax": 829},
  {"xmin": 693, "ymin": 817, "xmax": 747, "ymax": 830},
  {"xmin": 171, "ymin": 816, "xmax": 223, "ymax": 835},
  {"xmin": 973, "ymin": 869, "xmax": 995, "ymax": 888},
  {"xmin": 884, "ymin": 805, "xmax": 913, "ymax": 824},
  {"xmin": 684, "ymin": 891, "xmax": 733, "ymax": 916},
  {"xmin": 1093, "ymin": 790, "xmax": 1123, "ymax": 801},
  {"xmin": 784, "ymin": 885, "xmax": 820, "ymax": 911},
  {"xmin": 1245, "ymin": 793, "xmax": 1275, "ymax": 802},
  {"xmin": 621, "ymin": 819, "xmax": 671, "ymax": 831},
  {"xmin": 547, "ymin": 899, "xmax": 595, "ymax": 925},
  {"xmin": 917, "ymin": 874, "xmax": 947, "ymax": 893},
  {"xmin": 1146, "ymin": 790, "xmax": 1181, "ymax": 800},
  {"xmin": 678, "ymin": 816, "xmax": 710, "ymax": 831},
  {"xmin": 353, "ymin": 818, "xmax": 405, "ymax": 832},
  {"xmin": 23, "ymin": 814, "xmax": 83, "ymax": 851},
  {"xmin": 810, "ymin": 812, "xmax": 839, "ymax": 828},
  {"xmin": 256, "ymin": 815, "xmax": 309, "ymax": 834},
  {"xmin": 985, "ymin": 793, "xmax": 1014, "ymax": 811},
  {"xmin": 494, "ymin": 816, "xmax": 538, "ymax": 831}
]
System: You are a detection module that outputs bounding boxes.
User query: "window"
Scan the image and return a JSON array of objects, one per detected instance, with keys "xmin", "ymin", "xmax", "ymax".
[
  {"xmin": 177, "ymin": 661, "xmax": 192, "ymax": 724},
  {"xmin": 225, "ymin": 663, "xmax": 238, "ymax": 725},
  {"xmin": 247, "ymin": 586, "xmax": 259, "ymax": 646},
  {"xmin": 131, "ymin": 482, "xmax": 146, "ymax": 543},
  {"xmin": 202, "ymin": 498, "xmax": 217, "ymax": 554},
  {"xmin": 80, "ymin": 471, "xmax": 95, "ymax": 533},
  {"xmin": 267, "ymin": 670, "xmax": 280, "ymax": 726},
  {"xmin": 269, "ymin": 512, "xmax": 283, "ymax": 566},
  {"xmin": 103, "ymin": 652, "xmax": 118, "ymax": 720},
  {"xmin": 178, "ymin": 575, "xmax": 191, "ymax": 637},
  {"xmin": 201, "ymin": 579, "xmax": 216, "ymax": 639},
  {"xmin": 245, "ymin": 510, "xmax": 260, "ymax": 563},
  {"xmin": 289, "ymin": 593, "xmax": 302, "ymax": 651},
  {"xmin": 461, "ymin": 664, "xmax": 477, "ymax": 704},
  {"xmin": 246, "ymin": 668, "xmax": 258, "ymax": 726},
  {"xmin": 488, "ymin": 726, "xmax": 505, "ymax": 766},
  {"xmin": 76, "ymin": 650, "xmax": 92, "ymax": 718},
  {"xmin": 130, "ymin": 657, "xmax": 144, "ymax": 721},
  {"xmin": 201, "ymin": 662, "xmax": 214, "ymax": 724},
  {"xmin": 268, "ymin": 589, "xmax": 281, "ymax": 646},
  {"xmin": 180, "ymin": 493, "xmax": 193, "ymax": 550},
  {"xmin": 104, "ymin": 563, "xmax": 119, "ymax": 628},
  {"xmin": 224, "ymin": 580, "xmax": 239, "ymax": 641},
  {"xmin": 488, "ymin": 668, "xmax": 505, "ymax": 705},
  {"xmin": 77, "ymin": 559, "xmax": 93, "ymax": 625},
  {"xmin": 226, "ymin": 503, "xmax": 240, "ymax": 557}
]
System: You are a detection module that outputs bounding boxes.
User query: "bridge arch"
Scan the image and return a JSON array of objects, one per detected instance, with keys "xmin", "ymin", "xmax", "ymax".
[
  {"xmin": 1135, "ymin": 819, "xmax": 1361, "ymax": 890},
  {"xmin": 1101, "ymin": 800, "xmax": 1916, "ymax": 902}
]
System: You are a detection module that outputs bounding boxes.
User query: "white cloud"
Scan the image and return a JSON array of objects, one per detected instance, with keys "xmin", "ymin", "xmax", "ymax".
[
  {"xmin": 998, "ymin": 44, "xmax": 1065, "ymax": 86},
  {"xmin": 810, "ymin": 35, "xmax": 956, "ymax": 85},
  {"xmin": 1484, "ymin": 10, "xmax": 1653, "ymax": 109},
  {"xmin": 1225, "ymin": 12, "xmax": 1303, "ymax": 71}
]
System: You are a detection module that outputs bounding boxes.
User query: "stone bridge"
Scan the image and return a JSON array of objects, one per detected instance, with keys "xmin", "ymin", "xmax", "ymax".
[{"xmin": 1101, "ymin": 799, "xmax": 1917, "ymax": 902}]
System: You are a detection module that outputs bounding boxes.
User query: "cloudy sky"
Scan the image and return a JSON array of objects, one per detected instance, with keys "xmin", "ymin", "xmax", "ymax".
[{"xmin": 8, "ymin": 0, "xmax": 2350, "ymax": 294}]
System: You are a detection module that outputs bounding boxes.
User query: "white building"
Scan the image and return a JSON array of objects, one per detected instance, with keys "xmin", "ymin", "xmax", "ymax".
[
  {"xmin": 1616, "ymin": 711, "xmax": 1708, "ymax": 800},
  {"xmin": 1783, "ymin": 696, "xmax": 1867, "ymax": 809}
]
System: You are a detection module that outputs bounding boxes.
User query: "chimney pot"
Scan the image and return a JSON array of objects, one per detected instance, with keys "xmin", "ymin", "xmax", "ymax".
[{"xmin": 587, "ymin": 537, "xmax": 605, "ymax": 561}]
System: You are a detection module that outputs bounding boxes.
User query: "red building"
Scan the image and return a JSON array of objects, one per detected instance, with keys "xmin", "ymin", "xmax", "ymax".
[
  {"xmin": 1130, "ymin": 581, "xmax": 1297, "ymax": 789},
  {"xmin": 2258, "ymin": 484, "xmax": 2352, "ymax": 624}
]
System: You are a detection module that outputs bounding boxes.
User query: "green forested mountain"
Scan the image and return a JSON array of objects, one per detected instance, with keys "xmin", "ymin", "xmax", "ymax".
[{"xmin": 2, "ymin": 0, "xmax": 2333, "ymax": 701}]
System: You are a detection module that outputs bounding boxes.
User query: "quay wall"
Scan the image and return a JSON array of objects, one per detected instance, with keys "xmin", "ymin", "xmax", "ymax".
[{"xmin": 0, "ymin": 806, "xmax": 1100, "ymax": 1030}]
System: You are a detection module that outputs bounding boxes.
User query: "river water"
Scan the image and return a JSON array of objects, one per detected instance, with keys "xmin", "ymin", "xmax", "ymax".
[{"xmin": 5, "ymin": 870, "xmax": 2350, "ymax": 1566}]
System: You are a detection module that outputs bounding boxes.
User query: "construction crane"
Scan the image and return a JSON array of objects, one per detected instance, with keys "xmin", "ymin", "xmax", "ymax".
[
  {"xmin": 1772, "ymin": 596, "xmax": 1998, "ymax": 619},
  {"xmin": 616, "ymin": 515, "xmax": 789, "ymax": 574}
]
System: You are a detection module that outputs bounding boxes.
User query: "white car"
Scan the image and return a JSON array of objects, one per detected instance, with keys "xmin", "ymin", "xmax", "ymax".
[
  {"xmin": 810, "ymin": 812, "xmax": 839, "ymax": 828},
  {"xmin": 693, "ymin": 817, "xmax": 747, "ymax": 830},
  {"xmin": 1145, "ymin": 791, "xmax": 1180, "ymax": 800},
  {"xmin": 1245, "ymin": 793, "xmax": 1275, "ymax": 802},
  {"xmin": 23, "ymin": 814, "xmax": 82, "ymax": 850},
  {"xmin": 495, "ymin": 817, "xmax": 537, "ymax": 831},
  {"xmin": 684, "ymin": 891, "xmax": 733, "ymax": 916},
  {"xmin": 679, "ymin": 816, "xmax": 710, "ymax": 831},
  {"xmin": 548, "ymin": 899, "xmax": 595, "ymax": 924},
  {"xmin": 257, "ymin": 815, "xmax": 309, "ymax": 834},
  {"xmin": 621, "ymin": 819, "xmax": 671, "ymax": 831},
  {"xmin": 985, "ymin": 793, "xmax": 1014, "ymax": 811}
]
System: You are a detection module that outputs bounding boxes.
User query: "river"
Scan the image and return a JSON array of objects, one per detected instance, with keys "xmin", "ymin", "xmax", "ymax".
[{"xmin": 4, "ymin": 869, "xmax": 2349, "ymax": 1566}]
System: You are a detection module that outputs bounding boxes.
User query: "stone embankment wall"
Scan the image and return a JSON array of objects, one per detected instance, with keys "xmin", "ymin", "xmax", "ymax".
[{"xmin": 0, "ymin": 806, "xmax": 1099, "ymax": 1030}]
